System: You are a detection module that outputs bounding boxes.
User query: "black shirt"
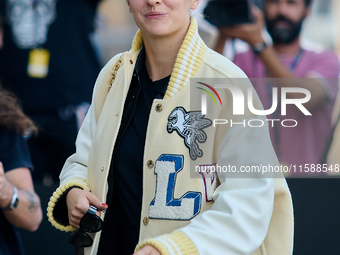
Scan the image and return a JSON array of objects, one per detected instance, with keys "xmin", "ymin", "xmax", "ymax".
[
  {"xmin": 98, "ymin": 49, "xmax": 170, "ymax": 254},
  {"xmin": 0, "ymin": 0, "xmax": 101, "ymax": 113},
  {"xmin": 0, "ymin": 128, "xmax": 33, "ymax": 255}
]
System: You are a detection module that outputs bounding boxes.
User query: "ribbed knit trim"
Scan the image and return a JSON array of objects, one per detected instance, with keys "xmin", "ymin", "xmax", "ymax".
[
  {"xmin": 47, "ymin": 178, "xmax": 90, "ymax": 232},
  {"xmin": 130, "ymin": 17, "xmax": 206, "ymax": 99},
  {"xmin": 135, "ymin": 231, "xmax": 199, "ymax": 255}
]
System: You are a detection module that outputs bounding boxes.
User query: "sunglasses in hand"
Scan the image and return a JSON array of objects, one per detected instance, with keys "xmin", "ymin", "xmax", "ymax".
[{"xmin": 69, "ymin": 205, "xmax": 104, "ymax": 247}]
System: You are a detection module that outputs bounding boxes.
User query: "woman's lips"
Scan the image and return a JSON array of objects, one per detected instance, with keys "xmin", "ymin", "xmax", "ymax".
[{"xmin": 145, "ymin": 12, "xmax": 167, "ymax": 19}]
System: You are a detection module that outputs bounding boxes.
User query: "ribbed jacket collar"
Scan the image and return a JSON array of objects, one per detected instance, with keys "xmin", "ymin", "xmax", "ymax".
[{"xmin": 130, "ymin": 17, "xmax": 207, "ymax": 99}]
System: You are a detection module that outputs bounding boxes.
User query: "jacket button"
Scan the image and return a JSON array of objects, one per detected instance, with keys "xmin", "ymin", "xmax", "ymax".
[
  {"xmin": 130, "ymin": 60, "xmax": 133, "ymax": 64},
  {"xmin": 155, "ymin": 104, "xmax": 163, "ymax": 112},
  {"xmin": 101, "ymin": 167, "xmax": 104, "ymax": 171},
  {"xmin": 143, "ymin": 217, "xmax": 149, "ymax": 226},
  {"xmin": 116, "ymin": 112, "xmax": 119, "ymax": 116},
  {"xmin": 147, "ymin": 160, "xmax": 154, "ymax": 169}
]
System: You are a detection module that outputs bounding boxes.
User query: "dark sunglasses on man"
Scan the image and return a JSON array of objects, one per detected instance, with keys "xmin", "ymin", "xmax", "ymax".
[{"xmin": 69, "ymin": 205, "xmax": 104, "ymax": 247}]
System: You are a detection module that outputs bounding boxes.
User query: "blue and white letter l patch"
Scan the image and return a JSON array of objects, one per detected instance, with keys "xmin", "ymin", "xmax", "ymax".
[{"xmin": 149, "ymin": 154, "xmax": 201, "ymax": 220}]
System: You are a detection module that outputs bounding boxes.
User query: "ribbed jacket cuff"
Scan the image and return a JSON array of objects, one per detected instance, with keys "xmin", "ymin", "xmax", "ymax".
[
  {"xmin": 47, "ymin": 178, "xmax": 90, "ymax": 232},
  {"xmin": 135, "ymin": 231, "xmax": 198, "ymax": 255}
]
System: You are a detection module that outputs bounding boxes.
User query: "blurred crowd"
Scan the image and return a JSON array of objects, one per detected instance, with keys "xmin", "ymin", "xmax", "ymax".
[{"xmin": 0, "ymin": 0, "xmax": 339, "ymax": 254}]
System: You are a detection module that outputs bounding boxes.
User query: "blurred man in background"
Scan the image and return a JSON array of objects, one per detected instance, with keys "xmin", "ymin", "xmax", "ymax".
[
  {"xmin": 211, "ymin": 1, "xmax": 340, "ymax": 254},
  {"xmin": 214, "ymin": 0, "xmax": 339, "ymax": 174}
]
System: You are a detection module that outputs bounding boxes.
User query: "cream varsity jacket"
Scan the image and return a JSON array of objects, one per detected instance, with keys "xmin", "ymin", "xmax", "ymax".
[{"xmin": 48, "ymin": 18, "xmax": 293, "ymax": 255}]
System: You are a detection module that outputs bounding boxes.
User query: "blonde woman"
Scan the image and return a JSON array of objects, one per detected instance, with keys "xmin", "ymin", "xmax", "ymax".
[{"xmin": 48, "ymin": 0, "xmax": 293, "ymax": 254}]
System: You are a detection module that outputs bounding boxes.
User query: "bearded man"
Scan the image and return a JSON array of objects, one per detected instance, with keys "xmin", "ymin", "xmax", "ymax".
[{"xmin": 214, "ymin": 0, "xmax": 339, "ymax": 174}]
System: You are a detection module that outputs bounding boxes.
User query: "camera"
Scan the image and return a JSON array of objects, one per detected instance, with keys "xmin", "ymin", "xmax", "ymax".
[{"xmin": 203, "ymin": 0, "xmax": 257, "ymax": 27}]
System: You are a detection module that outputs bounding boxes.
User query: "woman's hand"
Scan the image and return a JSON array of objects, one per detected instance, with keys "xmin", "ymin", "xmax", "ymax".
[
  {"xmin": 0, "ymin": 162, "xmax": 42, "ymax": 231},
  {"xmin": 66, "ymin": 188, "xmax": 108, "ymax": 229},
  {"xmin": 133, "ymin": 245, "xmax": 161, "ymax": 255},
  {"xmin": 0, "ymin": 162, "xmax": 13, "ymax": 208}
]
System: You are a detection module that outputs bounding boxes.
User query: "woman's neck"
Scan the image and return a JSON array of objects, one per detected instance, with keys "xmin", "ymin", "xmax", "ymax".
[{"xmin": 143, "ymin": 24, "xmax": 190, "ymax": 81}]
